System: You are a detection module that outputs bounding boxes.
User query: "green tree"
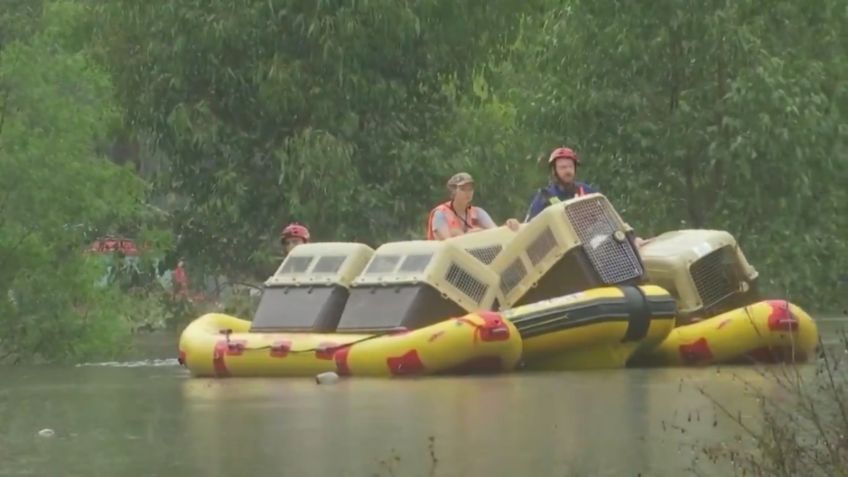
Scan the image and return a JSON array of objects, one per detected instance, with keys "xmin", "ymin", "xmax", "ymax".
[
  {"xmin": 93, "ymin": 0, "xmax": 544, "ymax": 277},
  {"xmin": 454, "ymin": 0, "xmax": 847, "ymax": 307},
  {"xmin": 92, "ymin": 0, "xmax": 846, "ymax": 309},
  {"xmin": 0, "ymin": 0, "xmax": 43, "ymax": 48},
  {"xmin": 0, "ymin": 1, "xmax": 149, "ymax": 362}
]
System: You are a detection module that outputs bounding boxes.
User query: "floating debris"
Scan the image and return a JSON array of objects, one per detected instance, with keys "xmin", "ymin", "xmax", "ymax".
[
  {"xmin": 75, "ymin": 358, "xmax": 180, "ymax": 368},
  {"xmin": 315, "ymin": 371, "xmax": 339, "ymax": 385}
]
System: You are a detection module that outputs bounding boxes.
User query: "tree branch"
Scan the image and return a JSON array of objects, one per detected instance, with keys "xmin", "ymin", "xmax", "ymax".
[
  {"xmin": 0, "ymin": 190, "xmax": 10, "ymax": 226},
  {"xmin": 0, "ymin": 348, "xmax": 15, "ymax": 364},
  {"xmin": 0, "ymin": 88, "xmax": 9, "ymax": 140},
  {"xmin": 669, "ymin": 23, "xmax": 703, "ymax": 227},
  {"xmin": 683, "ymin": 156, "xmax": 703, "ymax": 227},
  {"xmin": 0, "ymin": 227, "xmax": 35, "ymax": 272},
  {"xmin": 707, "ymin": 31, "xmax": 728, "ymax": 221}
]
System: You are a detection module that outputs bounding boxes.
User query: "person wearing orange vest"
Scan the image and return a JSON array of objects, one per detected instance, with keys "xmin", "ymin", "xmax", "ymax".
[
  {"xmin": 427, "ymin": 172, "xmax": 520, "ymax": 240},
  {"xmin": 524, "ymin": 146, "xmax": 598, "ymax": 222}
]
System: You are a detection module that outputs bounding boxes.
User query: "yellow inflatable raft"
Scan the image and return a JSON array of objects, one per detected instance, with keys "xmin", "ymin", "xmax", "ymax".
[
  {"xmin": 178, "ymin": 199, "xmax": 822, "ymax": 377},
  {"xmin": 178, "ymin": 310, "xmax": 523, "ymax": 378},
  {"xmin": 501, "ymin": 285, "xmax": 677, "ymax": 370},
  {"xmin": 629, "ymin": 300, "xmax": 819, "ymax": 366}
]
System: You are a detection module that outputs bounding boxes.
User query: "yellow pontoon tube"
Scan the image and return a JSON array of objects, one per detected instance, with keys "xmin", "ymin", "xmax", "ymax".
[
  {"xmin": 178, "ymin": 239, "xmax": 525, "ymax": 378},
  {"xmin": 500, "ymin": 285, "xmax": 677, "ymax": 370},
  {"xmin": 625, "ymin": 229, "xmax": 819, "ymax": 366},
  {"xmin": 629, "ymin": 300, "xmax": 819, "ymax": 366},
  {"xmin": 178, "ymin": 311, "xmax": 522, "ymax": 378}
]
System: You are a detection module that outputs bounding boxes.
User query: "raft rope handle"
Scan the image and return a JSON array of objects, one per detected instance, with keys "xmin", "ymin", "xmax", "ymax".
[
  {"xmin": 780, "ymin": 287, "xmax": 799, "ymax": 360},
  {"xmin": 743, "ymin": 305, "xmax": 764, "ymax": 338},
  {"xmin": 219, "ymin": 328, "xmax": 403, "ymax": 355},
  {"xmin": 217, "ymin": 315, "xmax": 491, "ymax": 355},
  {"xmin": 773, "ymin": 300, "xmax": 798, "ymax": 359},
  {"xmin": 454, "ymin": 316, "xmax": 508, "ymax": 344},
  {"xmin": 742, "ymin": 300, "xmax": 800, "ymax": 362}
]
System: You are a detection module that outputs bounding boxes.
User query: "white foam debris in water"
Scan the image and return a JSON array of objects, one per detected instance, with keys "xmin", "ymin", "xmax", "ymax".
[
  {"xmin": 37, "ymin": 429, "xmax": 55, "ymax": 438},
  {"xmin": 315, "ymin": 371, "xmax": 339, "ymax": 385},
  {"xmin": 75, "ymin": 358, "xmax": 181, "ymax": 368}
]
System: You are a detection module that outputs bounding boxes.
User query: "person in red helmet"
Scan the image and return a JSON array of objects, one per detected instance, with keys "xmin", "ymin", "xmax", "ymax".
[
  {"xmin": 280, "ymin": 222, "xmax": 310, "ymax": 254},
  {"xmin": 525, "ymin": 147, "xmax": 652, "ymax": 247},
  {"xmin": 524, "ymin": 146, "xmax": 598, "ymax": 222}
]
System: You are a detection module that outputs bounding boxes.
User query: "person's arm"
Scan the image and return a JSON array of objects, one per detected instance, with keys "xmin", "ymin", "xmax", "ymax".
[
  {"xmin": 431, "ymin": 210, "xmax": 453, "ymax": 240},
  {"xmin": 524, "ymin": 191, "xmax": 545, "ymax": 222},
  {"xmin": 635, "ymin": 236, "xmax": 654, "ymax": 248},
  {"xmin": 472, "ymin": 208, "xmax": 520, "ymax": 232},
  {"xmin": 473, "ymin": 207, "xmax": 497, "ymax": 230}
]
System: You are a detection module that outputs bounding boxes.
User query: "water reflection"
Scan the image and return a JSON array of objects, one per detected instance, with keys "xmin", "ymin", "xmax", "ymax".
[
  {"xmin": 176, "ymin": 367, "xmax": 790, "ymax": 476},
  {"xmin": 0, "ymin": 317, "xmax": 843, "ymax": 477}
]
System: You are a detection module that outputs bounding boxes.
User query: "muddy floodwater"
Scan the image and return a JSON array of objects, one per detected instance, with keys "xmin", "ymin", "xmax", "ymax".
[{"xmin": 2, "ymin": 317, "xmax": 845, "ymax": 477}]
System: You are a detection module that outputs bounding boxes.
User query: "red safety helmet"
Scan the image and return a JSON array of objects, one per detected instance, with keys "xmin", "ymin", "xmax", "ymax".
[
  {"xmin": 281, "ymin": 223, "xmax": 310, "ymax": 242},
  {"xmin": 548, "ymin": 147, "xmax": 580, "ymax": 165}
]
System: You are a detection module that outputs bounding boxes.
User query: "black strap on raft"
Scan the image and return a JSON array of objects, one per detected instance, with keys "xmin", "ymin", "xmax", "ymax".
[
  {"xmin": 620, "ymin": 286, "xmax": 651, "ymax": 342},
  {"xmin": 220, "ymin": 327, "xmax": 403, "ymax": 354}
]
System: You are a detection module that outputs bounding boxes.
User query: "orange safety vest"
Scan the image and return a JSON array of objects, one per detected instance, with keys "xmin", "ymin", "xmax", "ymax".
[{"xmin": 426, "ymin": 201, "xmax": 478, "ymax": 240}]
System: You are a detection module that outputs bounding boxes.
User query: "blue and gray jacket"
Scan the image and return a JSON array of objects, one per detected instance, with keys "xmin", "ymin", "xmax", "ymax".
[{"xmin": 524, "ymin": 181, "xmax": 597, "ymax": 222}]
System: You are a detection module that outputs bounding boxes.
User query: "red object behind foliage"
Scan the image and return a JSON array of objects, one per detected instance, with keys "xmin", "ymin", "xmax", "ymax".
[
  {"xmin": 173, "ymin": 262, "xmax": 189, "ymax": 298},
  {"xmin": 88, "ymin": 237, "xmax": 141, "ymax": 255}
]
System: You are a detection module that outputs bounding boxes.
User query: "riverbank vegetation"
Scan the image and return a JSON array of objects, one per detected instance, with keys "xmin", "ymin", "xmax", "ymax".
[
  {"xmin": 679, "ymin": 333, "xmax": 848, "ymax": 476},
  {"xmin": 1, "ymin": 0, "xmax": 845, "ymax": 362}
]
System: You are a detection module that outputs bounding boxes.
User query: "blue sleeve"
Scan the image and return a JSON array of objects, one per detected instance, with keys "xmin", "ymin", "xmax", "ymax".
[
  {"xmin": 524, "ymin": 192, "xmax": 545, "ymax": 222},
  {"xmin": 474, "ymin": 207, "xmax": 497, "ymax": 228},
  {"xmin": 431, "ymin": 210, "xmax": 448, "ymax": 234},
  {"xmin": 584, "ymin": 183, "xmax": 599, "ymax": 194}
]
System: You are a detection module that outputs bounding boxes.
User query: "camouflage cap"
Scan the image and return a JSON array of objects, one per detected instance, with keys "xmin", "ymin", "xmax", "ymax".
[{"xmin": 447, "ymin": 172, "xmax": 474, "ymax": 188}]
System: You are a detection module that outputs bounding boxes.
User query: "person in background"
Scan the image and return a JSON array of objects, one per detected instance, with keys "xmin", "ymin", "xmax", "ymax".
[
  {"xmin": 427, "ymin": 172, "xmax": 520, "ymax": 240},
  {"xmin": 524, "ymin": 146, "xmax": 598, "ymax": 222},
  {"xmin": 172, "ymin": 258, "xmax": 190, "ymax": 300},
  {"xmin": 525, "ymin": 147, "xmax": 652, "ymax": 248},
  {"xmin": 281, "ymin": 222, "xmax": 310, "ymax": 255}
]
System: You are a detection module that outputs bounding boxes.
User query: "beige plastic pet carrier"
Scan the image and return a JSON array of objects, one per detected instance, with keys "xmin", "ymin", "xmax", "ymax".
[
  {"xmin": 335, "ymin": 240, "xmax": 502, "ymax": 332},
  {"xmin": 491, "ymin": 193, "xmax": 646, "ymax": 308},
  {"xmin": 639, "ymin": 229, "xmax": 760, "ymax": 323},
  {"xmin": 445, "ymin": 225, "xmax": 520, "ymax": 266},
  {"xmin": 251, "ymin": 242, "xmax": 375, "ymax": 332}
]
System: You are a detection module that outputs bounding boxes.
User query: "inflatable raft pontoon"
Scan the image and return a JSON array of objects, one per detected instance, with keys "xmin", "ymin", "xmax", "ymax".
[
  {"xmin": 178, "ymin": 194, "xmax": 820, "ymax": 378},
  {"xmin": 502, "ymin": 285, "xmax": 677, "ymax": 370},
  {"xmin": 178, "ymin": 310, "xmax": 522, "ymax": 377},
  {"xmin": 630, "ymin": 299, "xmax": 818, "ymax": 366}
]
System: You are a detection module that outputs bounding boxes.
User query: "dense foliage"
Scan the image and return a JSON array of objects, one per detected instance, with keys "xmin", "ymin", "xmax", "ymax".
[
  {"xmin": 1, "ymin": 0, "xmax": 845, "ymax": 361},
  {"xmin": 0, "ymin": 2, "xmax": 157, "ymax": 362}
]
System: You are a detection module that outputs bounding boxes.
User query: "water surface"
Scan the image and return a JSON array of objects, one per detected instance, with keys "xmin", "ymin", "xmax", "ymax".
[{"xmin": 1, "ymin": 317, "xmax": 845, "ymax": 477}]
